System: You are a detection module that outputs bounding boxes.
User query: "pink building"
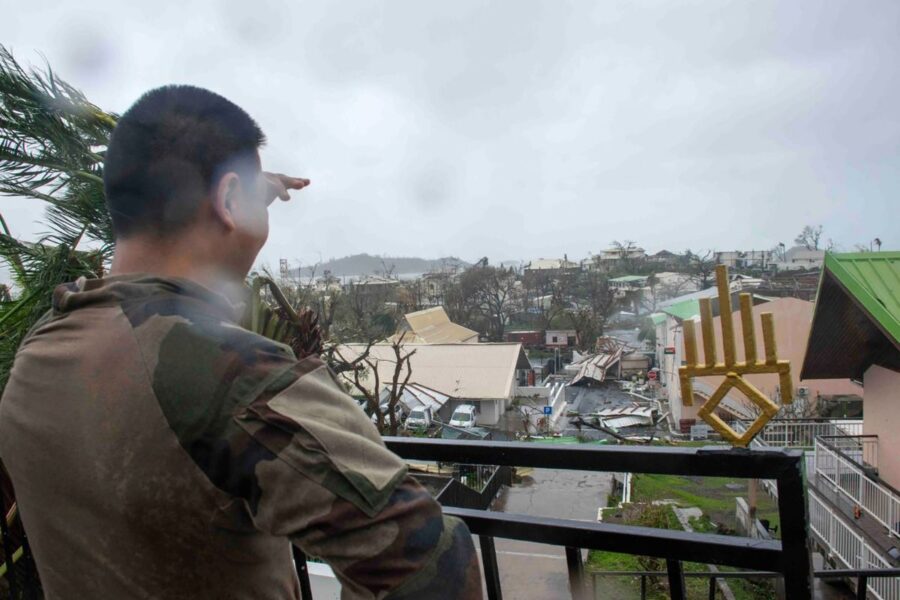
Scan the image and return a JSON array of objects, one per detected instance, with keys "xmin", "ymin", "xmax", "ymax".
[
  {"xmin": 802, "ymin": 252, "xmax": 900, "ymax": 489},
  {"xmin": 665, "ymin": 296, "xmax": 861, "ymax": 425}
]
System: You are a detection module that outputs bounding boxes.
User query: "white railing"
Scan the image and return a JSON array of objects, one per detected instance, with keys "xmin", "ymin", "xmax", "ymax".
[
  {"xmin": 809, "ymin": 490, "xmax": 899, "ymax": 600},
  {"xmin": 821, "ymin": 434, "xmax": 879, "ymax": 470},
  {"xmin": 754, "ymin": 420, "xmax": 863, "ymax": 449},
  {"xmin": 815, "ymin": 438, "xmax": 900, "ymax": 539},
  {"xmin": 736, "ymin": 422, "xmax": 898, "ymax": 598}
]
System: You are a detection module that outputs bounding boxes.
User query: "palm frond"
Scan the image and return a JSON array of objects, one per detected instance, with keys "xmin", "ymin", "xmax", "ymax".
[
  {"xmin": 0, "ymin": 44, "xmax": 116, "ymax": 248},
  {"xmin": 242, "ymin": 276, "xmax": 325, "ymax": 360}
]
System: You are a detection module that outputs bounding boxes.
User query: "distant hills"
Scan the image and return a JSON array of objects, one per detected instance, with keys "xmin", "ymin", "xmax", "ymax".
[{"xmin": 292, "ymin": 254, "xmax": 470, "ymax": 278}]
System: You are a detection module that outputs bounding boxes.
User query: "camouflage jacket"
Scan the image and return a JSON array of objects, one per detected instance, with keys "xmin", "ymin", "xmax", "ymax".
[{"xmin": 0, "ymin": 275, "xmax": 482, "ymax": 599}]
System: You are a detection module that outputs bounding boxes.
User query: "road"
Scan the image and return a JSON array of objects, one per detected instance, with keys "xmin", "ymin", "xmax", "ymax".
[{"xmin": 483, "ymin": 467, "xmax": 615, "ymax": 599}]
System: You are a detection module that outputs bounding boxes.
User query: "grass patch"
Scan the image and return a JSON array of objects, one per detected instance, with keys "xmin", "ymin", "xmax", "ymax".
[
  {"xmin": 587, "ymin": 441, "xmax": 781, "ymax": 597},
  {"xmin": 588, "ymin": 503, "xmax": 711, "ymax": 598},
  {"xmin": 632, "ymin": 474, "xmax": 780, "ymax": 535}
]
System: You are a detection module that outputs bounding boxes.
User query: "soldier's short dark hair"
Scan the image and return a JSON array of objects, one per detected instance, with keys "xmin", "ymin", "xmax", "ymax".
[{"xmin": 103, "ymin": 85, "xmax": 266, "ymax": 238}]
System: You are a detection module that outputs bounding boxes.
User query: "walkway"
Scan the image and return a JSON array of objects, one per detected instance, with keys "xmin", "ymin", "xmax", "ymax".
[
  {"xmin": 809, "ymin": 472, "xmax": 900, "ymax": 565},
  {"xmin": 484, "ymin": 468, "xmax": 613, "ymax": 599}
]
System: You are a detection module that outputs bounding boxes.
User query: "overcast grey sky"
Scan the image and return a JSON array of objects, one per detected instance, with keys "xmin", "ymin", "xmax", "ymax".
[{"xmin": 2, "ymin": 1, "xmax": 898, "ymax": 270}]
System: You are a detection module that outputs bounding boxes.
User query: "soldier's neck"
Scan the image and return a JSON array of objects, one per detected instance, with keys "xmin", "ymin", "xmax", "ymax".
[{"xmin": 109, "ymin": 234, "xmax": 244, "ymax": 295}]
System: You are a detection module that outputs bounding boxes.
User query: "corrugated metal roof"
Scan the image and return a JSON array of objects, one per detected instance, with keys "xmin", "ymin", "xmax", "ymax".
[
  {"xmin": 394, "ymin": 307, "xmax": 479, "ymax": 344},
  {"xmin": 381, "ymin": 383, "xmax": 450, "ymax": 412},
  {"xmin": 337, "ymin": 342, "xmax": 528, "ymax": 400},
  {"xmin": 826, "ymin": 252, "xmax": 900, "ymax": 344},
  {"xmin": 570, "ymin": 349, "xmax": 623, "ymax": 385},
  {"xmin": 649, "ymin": 313, "xmax": 667, "ymax": 326},
  {"xmin": 661, "ymin": 299, "xmax": 700, "ymax": 321},
  {"xmin": 658, "ymin": 285, "xmax": 722, "ymax": 308},
  {"xmin": 801, "ymin": 252, "xmax": 900, "ymax": 379}
]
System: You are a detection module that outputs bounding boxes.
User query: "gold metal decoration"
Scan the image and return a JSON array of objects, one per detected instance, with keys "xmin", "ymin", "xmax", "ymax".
[{"xmin": 678, "ymin": 265, "xmax": 792, "ymax": 446}]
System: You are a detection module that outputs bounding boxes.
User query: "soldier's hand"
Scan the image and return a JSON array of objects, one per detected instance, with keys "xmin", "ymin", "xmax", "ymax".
[{"xmin": 264, "ymin": 172, "xmax": 310, "ymax": 205}]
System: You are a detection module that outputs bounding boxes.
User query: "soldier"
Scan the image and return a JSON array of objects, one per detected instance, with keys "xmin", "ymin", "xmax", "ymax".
[{"xmin": 0, "ymin": 86, "xmax": 483, "ymax": 599}]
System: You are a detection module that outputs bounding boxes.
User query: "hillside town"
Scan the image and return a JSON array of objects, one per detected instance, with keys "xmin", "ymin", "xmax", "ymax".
[
  {"xmin": 257, "ymin": 236, "xmax": 899, "ymax": 599},
  {"xmin": 2, "ymin": 6, "xmax": 900, "ymax": 598}
]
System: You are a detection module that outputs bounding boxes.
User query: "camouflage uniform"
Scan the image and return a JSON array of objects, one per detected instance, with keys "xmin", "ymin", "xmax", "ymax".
[{"xmin": 0, "ymin": 275, "xmax": 483, "ymax": 599}]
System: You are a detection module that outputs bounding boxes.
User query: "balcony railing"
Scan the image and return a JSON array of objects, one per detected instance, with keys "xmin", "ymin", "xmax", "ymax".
[
  {"xmin": 294, "ymin": 438, "xmax": 816, "ymax": 599},
  {"xmin": 739, "ymin": 418, "xmax": 864, "ymax": 449},
  {"xmin": 809, "ymin": 489, "xmax": 900, "ymax": 600},
  {"xmin": 814, "ymin": 436, "xmax": 900, "ymax": 539}
]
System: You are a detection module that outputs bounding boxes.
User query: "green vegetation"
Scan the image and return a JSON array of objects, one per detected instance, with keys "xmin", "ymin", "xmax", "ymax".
[
  {"xmin": 632, "ymin": 473, "xmax": 780, "ymax": 534},
  {"xmin": 587, "ymin": 503, "xmax": 711, "ymax": 599},
  {"xmin": 588, "ymin": 474, "xmax": 780, "ymax": 599}
]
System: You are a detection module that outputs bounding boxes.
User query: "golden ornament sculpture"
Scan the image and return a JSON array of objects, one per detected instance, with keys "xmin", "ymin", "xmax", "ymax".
[{"xmin": 678, "ymin": 265, "xmax": 792, "ymax": 447}]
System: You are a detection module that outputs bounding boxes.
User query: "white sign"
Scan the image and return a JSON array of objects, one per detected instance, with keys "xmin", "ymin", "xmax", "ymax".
[{"xmin": 690, "ymin": 424, "xmax": 710, "ymax": 440}]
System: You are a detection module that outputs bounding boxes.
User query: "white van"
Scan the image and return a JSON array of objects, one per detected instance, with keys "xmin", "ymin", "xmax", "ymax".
[
  {"xmin": 405, "ymin": 406, "xmax": 434, "ymax": 430},
  {"xmin": 449, "ymin": 404, "xmax": 477, "ymax": 428}
]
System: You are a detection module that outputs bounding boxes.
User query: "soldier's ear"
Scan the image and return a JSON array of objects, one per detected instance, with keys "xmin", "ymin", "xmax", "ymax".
[{"xmin": 211, "ymin": 172, "xmax": 240, "ymax": 232}]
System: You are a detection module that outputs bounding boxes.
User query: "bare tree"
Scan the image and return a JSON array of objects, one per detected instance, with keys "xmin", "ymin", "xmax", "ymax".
[
  {"xmin": 565, "ymin": 270, "xmax": 618, "ymax": 351},
  {"xmin": 523, "ymin": 270, "xmax": 572, "ymax": 330},
  {"xmin": 611, "ymin": 239, "xmax": 640, "ymax": 273},
  {"xmin": 794, "ymin": 225, "xmax": 823, "ymax": 251},
  {"xmin": 335, "ymin": 333, "xmax": 416, "ymax": 435},
  {"xmin": 378, "ymin": 257, "xmax": 397, "ymax": 279},
  {"xmin": 459, "ymin": 264, "xmax": 517, "ymax": 341},
  {"xmin": 397, "ymin": 278, "xmax": 425, "ymax": 313},
  {"xmin": 684, "ymin": 249, "xmax": 717, "ymax": 290}
]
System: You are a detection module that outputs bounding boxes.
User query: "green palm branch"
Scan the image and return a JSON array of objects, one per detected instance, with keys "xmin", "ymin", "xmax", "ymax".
[{"xmin": 0, "ymin": 45, "xmax": 116, "ymax": 393}]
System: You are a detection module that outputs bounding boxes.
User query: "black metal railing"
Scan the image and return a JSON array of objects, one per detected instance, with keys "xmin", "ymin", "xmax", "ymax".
[
  {"xmin": 591, "ymin": 568, "xmax": 900, "ymax": 600},
  {"xmin": 294, "ymin": 438, "xmax": 815, "ymax": 600}
]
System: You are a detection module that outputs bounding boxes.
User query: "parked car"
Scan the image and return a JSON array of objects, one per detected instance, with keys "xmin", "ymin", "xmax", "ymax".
[
  {"xmin": 405, "ymin": 406, "xmax": 434, "ymax": 430},
  {"xmin": 449, "ymin": 404, "xmax": 477, "ymax": 428},
  {"xmin": 371, "ymin": 402, "xmax": 404, "ymax": 427}
]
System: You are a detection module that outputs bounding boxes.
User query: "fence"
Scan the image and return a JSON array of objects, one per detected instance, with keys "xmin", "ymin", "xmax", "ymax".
[
  {"xmin": 814, "ymin": 436, "xmax": 900, "ymax": 539},
  {"xmin": 750, "ymin": 419, "xmax": 864, "ymax": 449},
  {"xmin": 436, "ymin": 465, "xmax": 512, "ymax": 511},
  {"xmin": 590, "ymin": 568, "xmax": 900, "ymax": 600},
  {"xmin": 381, "ymin": 437, "xmax": 815, "ymax": 600},
  {"xmin": 809, "ymin": 489, "xmax": 900, "ymax": 600}
]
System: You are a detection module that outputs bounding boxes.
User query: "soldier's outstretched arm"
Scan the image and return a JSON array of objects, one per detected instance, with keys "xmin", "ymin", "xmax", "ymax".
[{"xmin": 232, "ymin": 354, "xmax": 484, "ymax": 599}]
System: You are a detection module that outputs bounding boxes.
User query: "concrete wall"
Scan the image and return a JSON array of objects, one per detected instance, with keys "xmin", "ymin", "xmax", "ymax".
[
  {"xmin": 863, "ymin": 365, "xmax": 900, "ymax": 489},
  {"xmin": 656, "ymin": 315, "xmax": 700, "ymax": 425},
  {"xmin": 516, "ymin": 386, "xmax": 552, "ymax": 398}
]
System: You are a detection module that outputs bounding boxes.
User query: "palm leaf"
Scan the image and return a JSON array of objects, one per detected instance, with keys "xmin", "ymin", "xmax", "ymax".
[{"xmin": 242, "ymin": 276, "xmax": 324, "ymax": 360}]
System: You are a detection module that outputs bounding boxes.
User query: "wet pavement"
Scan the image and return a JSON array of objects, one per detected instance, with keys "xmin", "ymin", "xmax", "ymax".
[{"xmin": 484, "ymin": 467, "xmax": 613, "ymax": 599}]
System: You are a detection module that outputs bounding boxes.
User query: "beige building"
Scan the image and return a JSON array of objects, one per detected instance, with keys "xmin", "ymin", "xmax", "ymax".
[
  {"xmin": 391, "ymin": 306, "xmax": 479, "ymax": 344},
  {"xmin": 336, "ymin": 342, "xmax": 530, "ymax": 426}
]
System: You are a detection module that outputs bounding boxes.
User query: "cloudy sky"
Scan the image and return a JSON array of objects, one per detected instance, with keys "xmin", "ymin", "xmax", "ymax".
[{"xmin": 2, "ymin": 1, "xmax": 898, "ymax": 271}]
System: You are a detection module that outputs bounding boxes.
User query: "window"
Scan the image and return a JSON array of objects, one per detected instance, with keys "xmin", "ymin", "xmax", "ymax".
[{"xmin": 552, "ymin": 336, "xmax": 558, "ymax": 343}]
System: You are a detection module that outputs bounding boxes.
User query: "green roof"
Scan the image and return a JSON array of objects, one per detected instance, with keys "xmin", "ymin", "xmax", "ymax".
[
  {"xmin": 661, "ymin": 299, "xmax": 700, "ymax": 321},
  {"xmin": 801, "ymin": 251, "xmax": 900, "ymax": 380},
  {"xmin": 650, "ymin": 313, "xmax": 667, "ymax": 326},
  {"xmin": 825, "ymin": 252, "xmax": 900, "ymax": 343}
]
